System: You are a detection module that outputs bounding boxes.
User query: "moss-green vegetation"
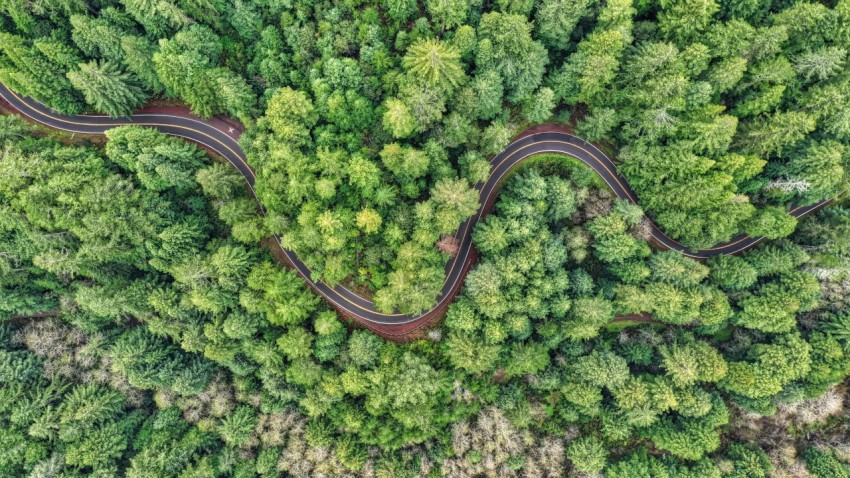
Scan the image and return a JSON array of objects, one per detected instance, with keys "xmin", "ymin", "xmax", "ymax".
[{"xmin": 2, "ymin": 0, "xmax": 850, "ymax": 475}]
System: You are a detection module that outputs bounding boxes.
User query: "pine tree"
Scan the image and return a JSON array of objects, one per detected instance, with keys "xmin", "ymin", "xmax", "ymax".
[
  {"xmin": 739, "ymin": 111, "xmax": 817, "ymax": 156},
  {"xmin": 522, "ymin": 87, "xmax": 556, "ymax": 123},
  {"xmin": 121, "ymin": 36, "xmax": 165, "ymax": 94},
  {"xmin": 402, "ymin": 39, "xmax": 466, "ymax": 91},
  {"xmin": 214, "ymin": 68, "xmax": 257, "ymax": 125},
  {"xmin": 534, "ymin": 0, "xmax": 597, "ymax": 50},
  {"xmin": 426, "ymin": 0, "xmax": 469, "ymax": 31},
  {"xmin": 0, "ymin": 33, "xmax": 83, "ymax": 113},
  {"xmin": 33, "ymin": 40, "xmax": 82, "ymax": 70},
  {"xmin": 69, "ymin": 14, "xmax": 125, "ymax": 63},
  {"xmin": 122, "ymin": 0, "xmax": 189, "ymax": 37},
  {"xmin": 67, "ymin": 61, "xmax": 148, "ymax": 118},
  {"xmin": 385, "ymin": 0, "xmax": 419, "ymax": 22}
]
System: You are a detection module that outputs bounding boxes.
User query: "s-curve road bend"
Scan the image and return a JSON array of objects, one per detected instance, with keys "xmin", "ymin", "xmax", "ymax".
[{"xmin": 0, "ymin": 83, "xmax": 834, "ymax": 339}]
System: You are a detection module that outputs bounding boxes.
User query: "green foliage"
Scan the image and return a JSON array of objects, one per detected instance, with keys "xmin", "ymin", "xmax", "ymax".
[
  {"xmin": 128, "ymin": 408, "xmax": 219, "ymax": 478},
  {"xmin": 110, "ymin": 328, "xmax": 213, "ymax": 396},
  {"xmin": 0, "ymin": 32, "xmax": 83, "ymax": 113},
  {"xmin": 573, "ymin": 351, "xmax": 630, "ymax": 389},
  {"xmin": 243, "ymin": 262, "xmax": 319, "ymax": 326},
  {"xmin": 804, "ymin": 447, "xmax": 850, "ymax": 478},
  {"xmin": 67, "ymin": 60, "xmax": 148, "ymax": 117},
  {"xmin": 0, "ymin": 350, "xmax": 42, "ymax": 384},
  {"xmin": 106, "ymin": 126, "xmax": 205, "ymax": 193},
  {"xmin": 605, "ymin": 447, "xmax": 725, "ymax": 477},
  {"xmin": 721, "ymin": 443, "xmax": 773, "ymax": 478},
  {"xmin": 2, "ymin": 0, "xmax": 850, "ymax": 475},
  {"xmin": 263, "ymin": 87, "xmax": 318, "ymax": 146},
  {"xmin": 744, "ymin": 206, "xmax": 799, "ymax": 240},
  {"xmin": 476, "ymin": 12, "xmax": 548, "ymax": 102},
  {"xmin": 153, "ymin": 25, "xmax": 254, "ymax": 120},
  {"xmin": 708, "ymin": 255, "xmax": 757, "ymax": 291},
  {"xmin": 402, "ymin": 38, "xmax": 465, "ymax": 91},
  {"xmin": 0, "ymin": 330, "xmax": 222, "ymax": 477},
  {"xmin": 734, "ymin": 271, "xmax": 820, "ymax": 333},
  {"xmin": 567, "ymin": 436, "xmax": 608, "ymax": 473},
  {"xmin": 643, "ymin": 393, "xmax": 728, "ymax": 460},
  {"xmin": 217, "ymin": 406, "xmax": 257, "ymax": 446},
  {"xmin": 382, "ymin": 99, "xmax": 417, "ymax": 139},
  {"xmin": 650, "ymin": 251, "xmax": 709, "ymax": 287},
  {"xmin": 659, "ymin": 340, "xmax": 727, "ymax": 387},
  {"xmin": 721, "ymin": 333, "xmax": 812, "ymax": 399}
]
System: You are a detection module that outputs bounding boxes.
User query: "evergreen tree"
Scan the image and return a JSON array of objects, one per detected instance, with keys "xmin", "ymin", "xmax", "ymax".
[
  {"xmin": 67, "ymin": 61, "xmax": 148, "ymax": 118},
  {"xmin": 402, "ymin": 38, "xmax": 466, "ymax": 91}
]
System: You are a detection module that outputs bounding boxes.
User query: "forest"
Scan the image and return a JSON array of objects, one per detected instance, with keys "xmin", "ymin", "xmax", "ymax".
[{"xmin": 2, "ymin": 0, "xmax": 850, "ymax": 476}]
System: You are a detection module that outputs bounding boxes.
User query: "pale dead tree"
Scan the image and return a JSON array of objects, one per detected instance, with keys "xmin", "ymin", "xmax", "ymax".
[
  {"xmin": 617, "ymin": 331, "xmax": 632, "ymax": 345},
  {"xmin": 528, "ymin": 436, "xmax": 567, "ymax": 476},
  {"xmin": 631, "ymin": 217, "xmax": 654, "ymax": 241},
  {"xmin": 443, "ymin": 407, "xmax": 565, "ymax": 477},
  {"xmin": 806, "ymin": 266, "xmax": 850, "ymax": 281},
  {"xmin": 436, "ymin": 235, "xmax": 459, "ymax": 256},
  {"xmin": 818, "ymin": 277, "xmax": 850, "ymax": 311},
  {"xmin": 183, "ymin": 407, "xmax": 203, "ymax": 424},
  {"xmin": 105, "ymin": 366, "xmax": 148, "ymax": 407},
  {"xmin": 15, "ymin": 319, "xmax": 75, "ymax": 360},
  {"xmin": 636, "ymin": 327, "xmax": 663, "ymax": 346},
  {"xmin": 728, "ymin": 385, "xmax": 850, "ymax": 477},
  {"xmin": 360, "ymin": 458, "xmax": 376, "ymax": 478},
  {"xmin": 28, "ymin": 453, "xmax": 66, "ymax": 478},
  {"xmin": 793, "ymin": 47, "xmax": 848, "ymax": 82},
  {"xmin": 172, "ymin": 373, "xmax": 236, "ymax": 425},
  {"xmin": 777, "ymin": 387, "xmax": 844, "ymax": 425},
  {"xmin": 765, "ymin": 178, "xmax": 812, "ymax": 194},
  {"xmin": 652, "ymin": 107, "xmax": 678, "ymax": 128},
  {"xmin": 238, "ymin": 447, "xmax": 255, "ymax": 461},
  {"xmin": 450, "ymin": 380, "xmax": 477, "ymax": 404},
  {"xmin": 570, "ymin": 472, "xmax": 603, "ymax": 478},
  {"xmin": 256, "ymin": 408, "xmax": 307, "ymax": 447},
  {"xmin": 154, "ymin": 387, "xmax": 178, "ymax": 409},
  {"xmin": 375, "ymin": 446, "xmax": 434, "ymax": 478},
  {"xmin": 767, "ymin": 445, "xmax": 812, "ymax": 478},
  {"xmin": 306, "ymin": 447, "xmax": 353, "ymax": 478},
  {"xmin": 580, "ymin": 189, "xmax": 614, "ymax": 221},
  {"xmin": 276, "ymin": 420, "xmax": 368, "ymax": 478},
  {"xmin": 14, "ymin": 319, "xmax": 148, "ymax": 406}
]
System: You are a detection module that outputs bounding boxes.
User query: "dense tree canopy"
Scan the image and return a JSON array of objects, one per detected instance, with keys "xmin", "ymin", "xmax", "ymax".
[{"xmin": 2, "ymin": 0, "xmax": 850, "ymax": 476}]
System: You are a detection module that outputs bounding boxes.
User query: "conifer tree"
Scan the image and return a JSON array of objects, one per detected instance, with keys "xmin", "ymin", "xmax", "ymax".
[{"xmin": 67, "ymin": 61, "xmax": 148, "ymax": 118}]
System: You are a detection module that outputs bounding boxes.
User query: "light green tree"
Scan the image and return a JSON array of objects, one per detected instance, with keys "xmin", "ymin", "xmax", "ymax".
[
  {"xmin": 429, "ymin": 178, "xmax": 480, "ymax": 233},
  {"xmin": 426, "ymin": 0, "xmax": 469, "ymax": 30},
  {"xmin": 263, "ymin": 87, "xmax": 318, "ymax": 146},
  {"xmin": 403, "ymin": 38, "xmax": 466, "ymax": 91},
  {"xmin": 383, "ymin": 98, "xmax": 417, "ymax": 138},
  {"xmin": 67, "ymin": 61, "xmax": 148, "ymax": 118}
]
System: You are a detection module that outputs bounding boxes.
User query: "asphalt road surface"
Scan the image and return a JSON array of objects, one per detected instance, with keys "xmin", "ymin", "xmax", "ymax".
[{"xmin": 0, "ymin": 83, "xmax": 833, "ymax": 336}]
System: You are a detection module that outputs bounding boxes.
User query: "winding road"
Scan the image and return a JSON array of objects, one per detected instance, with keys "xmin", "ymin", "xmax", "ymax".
[{"xmin": 0, "ymin": 83, "xmax": 834, "ymax": 338}]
